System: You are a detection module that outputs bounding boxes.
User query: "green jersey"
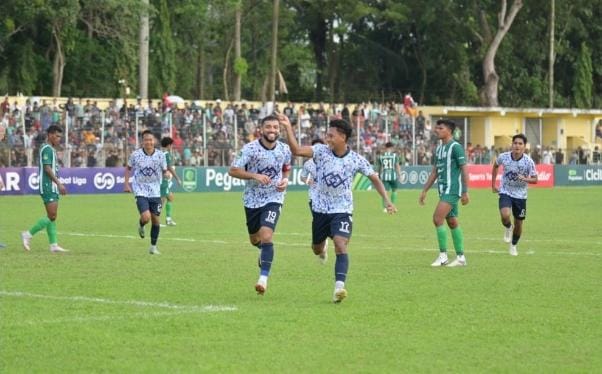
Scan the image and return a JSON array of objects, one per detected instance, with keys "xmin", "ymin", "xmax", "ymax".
[
  {"xmin": 162, "ymin": 150, "xmax": 173, "ymax": 182},
  {"xmin": 39, "ymin": 144, "xmax": 59, "ymax": 195},
  {"xmin": 378, "ymin": 151, "xmax": 400, "ymax": 181},
  {"xmin": 435, "ymin": 140, "xmax": 467, "ymax": 196}
]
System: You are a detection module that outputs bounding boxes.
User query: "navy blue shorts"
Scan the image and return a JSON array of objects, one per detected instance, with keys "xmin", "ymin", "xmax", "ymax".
[
  {"xmin": 245, "ymin": 202, "xmax": 282, "ymax": 235},
  {"xmin": 312, "ymin": 212, "xmax": 353, "ymax": 244},
  {"xmin": 499, "ymin": 194, "xmax": 527, "ymax": 220},
  {"xmin": 136, "ymin": 196, "xmax": 163, "ymax": 216}
]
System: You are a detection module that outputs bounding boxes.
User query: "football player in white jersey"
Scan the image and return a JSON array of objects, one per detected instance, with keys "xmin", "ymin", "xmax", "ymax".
[
  {"xmin": 229, "ymin": 115, "xmax": 292, "ymax": 296},
  {"xmin": 279, "ymin": 114, "xmax": 397, "ymax": 303},
  {"xmin": 124, "ymin": 130, "xmax": 168, "ymax": 255},
  {"xmin": 492, "ymin": 134, "xmax": 538, "ymax": 256}
]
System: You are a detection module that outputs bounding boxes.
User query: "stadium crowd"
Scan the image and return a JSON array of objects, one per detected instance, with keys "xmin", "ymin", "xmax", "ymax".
[{"xmin": 0, "ymin": 95, "xmax": 600, "ymax": 168}]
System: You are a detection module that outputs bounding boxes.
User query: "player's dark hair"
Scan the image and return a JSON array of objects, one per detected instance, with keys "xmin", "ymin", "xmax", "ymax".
[
  {"xmin": 47, "ymin": 125, "xmax": 63, "ymax": 134},
  {"xmin": 436, "ymin": 119, "xmax": 456, "ymax": 132},
  {"xmin": 261, "ymin": 115, "xmax": 279, "ymax": 126},
  {"xmin": 329, "ymin": 119, "xmax": 352, "ymax": 141},
  {"xmin": 141, "ymin": 130, "xmax": 154, "ymax": 137},
  {"xmin": 512, "ymin": 133, "xmax": 527, "ymax": 144},
  {"xmin": 161, "ymin": 137, "xmax": 174, "ymax": 147},
  {"xmin": 311, "ymin": 138, "xmax": 324, "ymax": 146},
  {"xmin": 385, "ymin": 142, "xmax": 394, "ymax": 148}
]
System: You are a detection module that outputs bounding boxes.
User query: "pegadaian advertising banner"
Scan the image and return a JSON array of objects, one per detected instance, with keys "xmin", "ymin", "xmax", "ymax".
[
  {"xmin": 554, "ymin": 165, "xmax": 602, "ymax": 186},
  {"xmin": 0, "ymin": 167, "xmax": 311, "ymax": 195}
]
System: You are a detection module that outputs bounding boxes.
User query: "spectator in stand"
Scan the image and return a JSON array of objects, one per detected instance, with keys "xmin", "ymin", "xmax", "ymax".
[
  {"xmin": 542, "ymin": 147, "xmax": 554, "ymax": 164},
  {"xmin": 554, "ymin": 148, "xmax": 564, "ymax": 164},
  {"xmin": 1, "ymin": 96, "xmax": 10, "ymax": 115},
  {"xmin": 592, "ymin": 146, "xmax": 600, "ymax": 164},
  {"xmin": 577, "ymin": 146, "xmax": 588, "ymax": 165},
  {"xmin": 403, "ymin": 93, "xmax": 416, "ymax": 117}
]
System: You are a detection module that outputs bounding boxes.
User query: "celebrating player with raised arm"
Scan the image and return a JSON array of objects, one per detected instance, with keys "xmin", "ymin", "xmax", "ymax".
[{"xmin": 279, "ymin": 114, "xmax": 397, "ymax": 303}]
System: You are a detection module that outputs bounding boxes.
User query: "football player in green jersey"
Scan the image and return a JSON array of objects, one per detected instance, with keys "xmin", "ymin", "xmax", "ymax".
[
  {"xmin": 376, "ymin": 142, "xmax": 402, "ymax": 211},
  {"xmin": 419, "ymin": 119, "xmax": 469, "ymax": 267},
  {"xmin": 21, "ymin": 125, "xmax": 69, "ymax": 253},
  {"xmin": 160, "ymin": 137, "xmax": 182, "ymax": 226}
]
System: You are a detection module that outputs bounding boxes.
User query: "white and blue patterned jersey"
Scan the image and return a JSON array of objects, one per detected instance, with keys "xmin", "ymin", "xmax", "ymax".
[
  {"xmin": 128, "ymin": 148, "xmax": 167, "ymax": 198},
  {"xmin": 495, "ymin": 151, "xmax": 537, "ymax": 199},
  {"xmin": 231, "ymin": 139, "xmax": 292, "ymax": 208},
  {"xmin": 301, "ymin": 159, "xmax": 318, "ymax": 203},
  {"xmin": 311, "ymin": 144, "xmax": 376, "ymax": 214}
]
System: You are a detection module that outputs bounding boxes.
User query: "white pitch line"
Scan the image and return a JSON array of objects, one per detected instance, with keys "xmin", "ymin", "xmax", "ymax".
[
  {"xmin": 5, "ymin": 310, "xmax": 211, "ymax": 327},
  {"xmin": 62, "ymin": 232, "xmax": 228, "ymax": 244},
  {"xmin": 0, "ymin": 290, "xmax": 237, "ymax": 313},
  {"xmin": 59, "ymin": 232, "xmax": 601, "ymax": 256}
]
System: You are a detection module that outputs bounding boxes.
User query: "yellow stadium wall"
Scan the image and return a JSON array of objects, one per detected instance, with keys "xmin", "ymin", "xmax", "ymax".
[{"xmin": 469, "ymin": 117, "xmax": 486, "ymax": 146}]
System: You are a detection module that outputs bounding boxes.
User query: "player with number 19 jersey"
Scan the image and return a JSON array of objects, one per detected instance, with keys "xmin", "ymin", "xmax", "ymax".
[
  {"xmin": 310, "ymin": 143, "xmax": 376, "ymax": 214},
  {"xmin": 231, "ymin": 139, "xmax": 292, "ymax": 208}
]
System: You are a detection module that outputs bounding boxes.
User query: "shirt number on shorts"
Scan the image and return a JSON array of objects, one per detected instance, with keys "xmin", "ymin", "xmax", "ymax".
[
  {"xmin": 266, "ymin": 210, "xmax": 277, "ymax": 224},
  {"xmin": 519, "ymin": 209, "xmax": 526, "ymax": 218},
  {"xmin": 339, "ymin": 221, "xmax": 350, "ymax": 234}
]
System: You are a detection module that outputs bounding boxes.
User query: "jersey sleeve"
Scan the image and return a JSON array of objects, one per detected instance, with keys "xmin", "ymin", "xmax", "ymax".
[
  {"xmin": 453, "ymin": 143, "xmax": 467, "ymax": 166},
  {"xmin": 41, "ymin": 146, "xmax": 54, "ymax": 165},
  {"xmin": 161, "ymin": 152, "xmax": 168, "ymax": 171},
  {"xmin": 165, "ymin": 152, "xmax": 173, "ymax": 168},
  {"xmin": 231, "ymin": 145, "xmax": 250, "ymax": 169},
  {"xmin": 358, "ymin": 154, "xmax": 376, "ymax": 177},
  {"xmin": 527, "ymin": 157, "xmax": 537, "ymax": 177},
  {"xmin": 127, "ymin": 152, "xmax": 135, "ymax": 168},
  {"xmin": 312, "ymin": 143, "xmax": 326, "ymax": 163}
]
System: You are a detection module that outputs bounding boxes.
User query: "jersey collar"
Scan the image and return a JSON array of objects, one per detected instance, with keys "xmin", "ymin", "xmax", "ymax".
[{"xmin": 331, "ymin": 146, "xmax": 350, "ymax": 158}]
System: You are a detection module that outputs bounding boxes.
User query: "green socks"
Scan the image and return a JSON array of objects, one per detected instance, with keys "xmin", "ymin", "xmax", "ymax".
[
  {"xmin": 436, "ymin": 225, "xmax": 447, "ymax": 252},
  {"xmin": 47, "ymin": 220, "xmax": 58, "ymax": 245},
  {"xmin": 451, "ymin": 227, "xmax": 464, "ymax": 255},
  {"xmin": 29, "ymin": 217, "xmax": 51, "ymax": 236},
  {"xmin": 166, "ymin": 201, "xmax": 173, "ymax": 218}
]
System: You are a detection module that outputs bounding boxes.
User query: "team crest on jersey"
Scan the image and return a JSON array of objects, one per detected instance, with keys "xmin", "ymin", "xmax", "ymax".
[
  {"xmin": 324, "ymin": 172, "xmax": 344, "ymax": 188},
  {"xmin": 141, "ymin": 166, "xmax": 157, "ymax": 177}
]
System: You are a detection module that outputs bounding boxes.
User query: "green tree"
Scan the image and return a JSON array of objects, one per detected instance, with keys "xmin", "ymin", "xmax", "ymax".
[
  {"xmin": 572, "ymin": 42, "xmax": 593, "ymax": 108},
  {"xmin": 150, "ymin": 0, "xmax": 176, "ymax": 98}
]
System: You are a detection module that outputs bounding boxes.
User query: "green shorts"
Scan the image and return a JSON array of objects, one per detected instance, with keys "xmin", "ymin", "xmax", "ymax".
[
  {"xmin": 382, "ymin": 180, "xmax": 398, "ymax": 191},
  {"xmin": 160, "ymin": 179, "xmax": 173, "ymax": 197},
  {"xmin": 41, "ymin": 192, "xmax": 60, "ymax": 204},
  {"xmin": 439, "ymin": 194, "xmax": 460, "ymax": 218}
]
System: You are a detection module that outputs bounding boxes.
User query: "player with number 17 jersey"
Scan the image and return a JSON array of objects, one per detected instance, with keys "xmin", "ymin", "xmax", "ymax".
[{"xmin": 310, "ymin": 143, "xmax": 376, "ymax": 214}]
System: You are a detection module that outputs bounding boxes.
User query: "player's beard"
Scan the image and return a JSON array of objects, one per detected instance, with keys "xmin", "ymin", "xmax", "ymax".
[{"xmin": 262, "ymin": 132, "xmax": 278, "ymax": 143}]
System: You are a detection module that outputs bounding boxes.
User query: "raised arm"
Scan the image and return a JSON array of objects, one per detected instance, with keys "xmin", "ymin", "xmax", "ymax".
[{"xmin": 277, "ymin": 114, "xmax": 314, "ymax": 158}]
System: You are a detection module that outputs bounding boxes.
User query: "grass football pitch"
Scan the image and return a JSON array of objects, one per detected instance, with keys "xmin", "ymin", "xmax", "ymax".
[{"xmin": 1, "ymin": 188, "xmax": 600, "ymax": 372}]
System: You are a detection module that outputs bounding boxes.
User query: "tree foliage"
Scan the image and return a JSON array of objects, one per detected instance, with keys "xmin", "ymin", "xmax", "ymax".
[{"xmin": 0, "ymin": 0, "xmax": 600, "ymax": 108}]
